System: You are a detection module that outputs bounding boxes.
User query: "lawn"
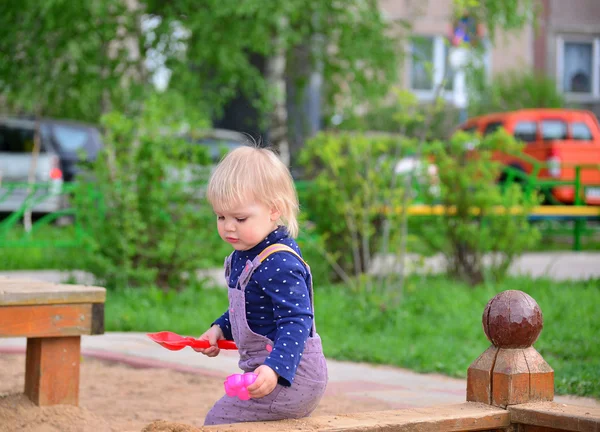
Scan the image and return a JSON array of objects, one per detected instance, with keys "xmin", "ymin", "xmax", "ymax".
[
  {"xmin": 2, "ymin": 224, "xmax": 598, "ymax": 398},
  {"xmin": 0, "ymin": 224, "xmax": 84, "ymax": 270},
  {"xmin": 104, "ymin": 275, "xmax": 600, "ymax": 400}
]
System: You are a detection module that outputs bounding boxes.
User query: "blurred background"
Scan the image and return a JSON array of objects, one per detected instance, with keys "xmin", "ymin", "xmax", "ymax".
[{"xmin": 0, "ymin": 0, "xmax": 599, "ymax": 401}]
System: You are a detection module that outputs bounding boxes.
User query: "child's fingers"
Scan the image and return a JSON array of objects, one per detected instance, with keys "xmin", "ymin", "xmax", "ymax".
[
  {"xmin": 248, "ymin": 380, "xmax": 274, "ymax": 398},
  {"xmin": 247, "ymin": 380, "xmax": 266, "ymax": 398},
  {"xmin": 205, "ymin": 346, "xmax": 220, "ymax": 357},
  {"xmin": 246, "ymin": 376, "xmax": 262, "ymax": 392},
  {"xmin": 193, "ymin": 346, "xmax": 220, "ymax": 356}
]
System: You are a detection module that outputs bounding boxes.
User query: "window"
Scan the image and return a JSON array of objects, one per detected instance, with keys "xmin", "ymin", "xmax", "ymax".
[
  {"xmin": 541, "ymin": 120, "xmax": 568, "ymax": 140},
  {"xmin": 483, "ymin": 121, "xmax": 504, "ymax": 136},
  {"xmin": 0, "ymin": 125, "xmax": 38, "ymax": 153},
  {"xmin": 52, "ymin": 125, "xmax": 90, "ymax": 152},
  {"xmin": 409, "ymin": 35, "xmax": 491, "ymax": 102},
  {"xmin": 461, "ymin": 125, "xmax": 478, "ymax": 133},
  {"xmin": 572, "ymin": 122, "xmax": 594, "ymax": 140},
  {"xmin": 409, "ymin": 36, "xmax": 455, "ymax": 93},
  {"xmin": 513, "ymin": 121, "xmax": 537, "ymax": 142},
  {"xmin": 410, "ymin": 36, "xmax": 435, "ymax": 91},
  {"xmin": 50, "ymin": 124, "xmax": 98, "ymax": 155},
  {"xmin": 442, "ymin": 43, "xmax": 455, "ymax": 91},
  {"xmin": 558, "ymin": 36, "xmax": 600, "ymax": 99}
]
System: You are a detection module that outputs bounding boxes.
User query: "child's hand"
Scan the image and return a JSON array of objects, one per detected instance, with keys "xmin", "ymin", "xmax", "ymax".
[
  {"xmin": 247, "ymin": 365, "xmax": 278, "ymax": 398},
  {"xmin": 194, "ymin": 325, "xmax": 224, "ymax": 357}
]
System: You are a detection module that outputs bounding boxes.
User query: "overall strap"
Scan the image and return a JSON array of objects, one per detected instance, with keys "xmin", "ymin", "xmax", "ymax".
[
  {"xmin": 224, "ymin": 252, "xmax": 234, "ymax": 281},
  {"xmin": 257, "ymin": 243, "xmax": 317, "ymax": 334},
  {"xmin": 257, "ymin": 243, "xmax": 307, "ymax": 266}
]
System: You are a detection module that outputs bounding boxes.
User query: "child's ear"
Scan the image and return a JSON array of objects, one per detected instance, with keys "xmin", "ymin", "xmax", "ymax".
[{"xmin": 270, "ymin": 205, "xmax": 282, "ymax": 222}]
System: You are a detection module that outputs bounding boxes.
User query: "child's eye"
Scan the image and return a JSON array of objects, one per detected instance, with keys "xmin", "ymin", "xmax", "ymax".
[
  {"xmin": 236, "ymin": 218, "xmax": 247, "ymax": 223},
  {"xmin": 217, "ymin": 216, "xmax": 225, "ymax": 221}
]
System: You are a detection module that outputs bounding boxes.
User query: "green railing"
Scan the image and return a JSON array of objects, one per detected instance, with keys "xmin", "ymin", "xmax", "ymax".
[
  {"xmin": 500, "ymin": 152, "xmax": 600, "ymax": 204},
  {"xmin": 1, "ymin": 158, "xmax": 599, "ymax": 251},
  {"xmin": 499, "ymin": 156, "xmax": 600, "ymax": 251},
  {"xmin": 0, "ymin": 182, "xmax": 87, "ymax": 248}
]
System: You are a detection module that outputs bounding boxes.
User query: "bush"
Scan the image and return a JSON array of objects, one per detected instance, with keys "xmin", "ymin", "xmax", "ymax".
[
  {"xmin": 415, "ymin": 128, "xmax": 542, "ymax": 285},
  {"xmin": 73, "ymin": 104, "xmax": 229, "ymax": 290},
  {"xmin": 328, "ymin": 88, "xmax": 461, "ymax": 142},
  {"xmin": 468, "ymin": 69, "xmax": 566, "ymax": 116},
  {"xmin": 298, "ymin": 131, "xmax": 413, "ymax": 281}
]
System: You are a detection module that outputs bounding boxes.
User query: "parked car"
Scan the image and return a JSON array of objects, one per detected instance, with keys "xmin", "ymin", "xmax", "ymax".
[
  {"xmin": 459, "ymin": 109, "xmax": 600, "ymax": 205},
  {"xmin": 0, "ymin": 116, "xmax": 102, "ymax": 212},
  {"xmin": 186, "ymin": 128, "xmax": 251, "ymax": 164}
]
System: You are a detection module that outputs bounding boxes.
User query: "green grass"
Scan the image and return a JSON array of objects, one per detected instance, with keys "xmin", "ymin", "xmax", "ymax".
[
  {"xmin": 0, "ymin": 224, "xmax": 85, "ymax": 270},
  {"xmin": 104, "ymin": 276, "xmax": 600, "ymax": 400}
]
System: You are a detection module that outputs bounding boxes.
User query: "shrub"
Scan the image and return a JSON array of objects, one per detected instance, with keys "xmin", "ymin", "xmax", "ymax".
[
  {"xmin": 415, "ymin": 128, "xmax": 542, "ymax": 285},
  {"xmin": 298, "ymin": 131, "xmax": 414, "ymax": 283},
  {"xmin": 468, "ymin": 69, "xmax": 566, "ymax": 116},
  {"xmin": 73, "ymin": 105, "xmax": 229, "ymax": 290}
]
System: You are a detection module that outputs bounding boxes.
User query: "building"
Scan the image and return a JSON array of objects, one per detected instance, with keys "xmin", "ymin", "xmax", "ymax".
[
  {"xmin": 379, "ymin": 0, "xmax": 600, "ymax": 117},
  {"xmin": 536, "ymin": 0, "xmax": 600, "ymax": 117}
]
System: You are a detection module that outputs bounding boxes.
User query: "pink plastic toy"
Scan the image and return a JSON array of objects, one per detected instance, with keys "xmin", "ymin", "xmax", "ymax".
[{"xmin": 224, "ymin": 373, "xmax": 257, "ymax": 400}]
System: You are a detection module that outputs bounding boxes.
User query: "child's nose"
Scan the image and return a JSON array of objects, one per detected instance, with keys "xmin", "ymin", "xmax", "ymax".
[{"xmin": 225, "ymin": 220, "xmax": 235, "ymax": 231}]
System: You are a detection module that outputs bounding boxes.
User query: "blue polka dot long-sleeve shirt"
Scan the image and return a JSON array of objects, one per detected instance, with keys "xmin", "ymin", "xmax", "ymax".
[{"xmin": 213, "ymin": 227, "xmax": 313, "ymax": 387}]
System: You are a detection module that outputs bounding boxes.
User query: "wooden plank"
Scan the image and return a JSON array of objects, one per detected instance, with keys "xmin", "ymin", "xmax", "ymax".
[
  {"xmin": 0, "ymin": 277, "xmax": 106, "ymax": 306},
  {"xmin": 0, "ymin": 303, "xmax": 95, "ymax": 337},
  {"xmin": 201, "ymin": 403, "xmax": 510, "ymax": 432},
  {"xmin": 519, "ymin": 427, "xmax": 575, "ymax": 432},
  {"xmin": 509, "ymin": 402, "xmax": 600, "ymax": 432},
  {"xmin": 25, "ymin": 336, "xmax": 81, "ymax": 406}
]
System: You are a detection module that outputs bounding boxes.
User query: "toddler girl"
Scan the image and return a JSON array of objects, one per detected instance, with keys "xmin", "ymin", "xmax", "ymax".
[{"xmin": 196, "ymin": 145, "xmax": 328, "ymax": 425}]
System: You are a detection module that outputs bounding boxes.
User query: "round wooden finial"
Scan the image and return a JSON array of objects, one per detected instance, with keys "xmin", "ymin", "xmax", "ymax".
[{"xmin": 482, "ymin": 290, "xmax": 543, "ymax": 348}]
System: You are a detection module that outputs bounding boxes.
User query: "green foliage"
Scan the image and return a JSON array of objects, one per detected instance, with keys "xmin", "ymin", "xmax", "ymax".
[
  {"xmin": 317, "ymin": 276, "xmax": 600, "ymax": 400},
  {"xmin": 0, "ymin": 225, "xmax": 84, "ymax": 270},
  {"xmin": 0, "ymin": 0, "xmax": 143, "ymax": 121},
  {"xmin": 298, "ymin": 132, "xmax": 412, "ymax": 279},
  {"xmin": 331, "ymin": 92, "xmax": 461, "ymax": 142},
  {"xmin": 146, "ymin": 0, "xmax": 400, "ymax": 120},
  {"xmin": 0, "ymin": 0, "xmax": 535, "ymax": 133},
  {"xmin": 453, "ymin": 0, "xmax": 536, "ymax": 42},
  {"xmin": 106, "ymin": 282, "xmax": 229, "ymax": 334},
  {"xmin": 416, "ymin": 129, "xmax": 541, "ymax": 285},
  {"xmin": 0, "ymin": 0, "xmax": 401, "ymax": 125},
  {"xmin": 105, "ymin": 275, "xmax": 600, "ymax": 399},
  {"xmin": 468, "ymin": 69, "xmax": 566, "ymax": 116},
  {"xmin": 72, "ymin": 98, "xmax": 228, "ymax": 290}
]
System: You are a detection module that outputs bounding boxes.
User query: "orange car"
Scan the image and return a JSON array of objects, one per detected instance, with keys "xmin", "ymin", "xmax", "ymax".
[{"xmin": 459, "ymin": 109, "xmax": 600, "ymax": 205}]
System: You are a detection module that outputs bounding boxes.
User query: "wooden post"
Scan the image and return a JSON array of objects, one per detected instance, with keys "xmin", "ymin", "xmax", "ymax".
[
  {"xmin": 467, "ymin": 290, "xmax": 554, "ymax": 408},
  {"xmin": 25, "ymin": 336, "xmax": 81, "ymax": 406}
]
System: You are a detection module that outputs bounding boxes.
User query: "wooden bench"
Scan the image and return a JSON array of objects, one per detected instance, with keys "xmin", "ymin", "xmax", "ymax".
[{"xmin": 0, "ymin": 276, "xmax": 106, "ymax": 406}]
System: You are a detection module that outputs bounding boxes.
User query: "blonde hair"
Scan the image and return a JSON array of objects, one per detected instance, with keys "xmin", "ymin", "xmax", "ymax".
[{"xmin": 207, "ymin": 145, "xmax": 300, "ymax": 237}]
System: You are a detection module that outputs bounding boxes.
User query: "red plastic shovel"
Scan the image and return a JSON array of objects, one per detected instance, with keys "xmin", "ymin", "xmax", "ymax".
[{"xmin": 147, "ymin": 331, "xmax": 238, "ymax": 351}]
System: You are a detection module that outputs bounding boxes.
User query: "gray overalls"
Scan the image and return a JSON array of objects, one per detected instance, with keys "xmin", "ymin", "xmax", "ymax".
[
  {"xmin": 204, "ymin": 243, "xmax": 328, "ymax": 426},
  {"xmin": 204, "ymin": 243, "xmax": 327, "ymax": 425}
]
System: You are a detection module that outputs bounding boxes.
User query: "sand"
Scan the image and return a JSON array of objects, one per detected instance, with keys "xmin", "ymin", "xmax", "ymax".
[{"xmin": 0, "ymin": 353, "xmax": 394, "ymax": 432}]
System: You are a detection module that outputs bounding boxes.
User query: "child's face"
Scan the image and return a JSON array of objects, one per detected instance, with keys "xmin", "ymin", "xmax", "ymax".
[{"xmin": 214, "ymin": 200, "xmax": 281, "ymax": 251}]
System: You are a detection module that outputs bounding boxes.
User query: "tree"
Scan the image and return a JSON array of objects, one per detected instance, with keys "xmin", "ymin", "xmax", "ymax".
[
  {"xmin": 0, "ymin": 0, "xmax": 149, "ymax": 122},
  {"xmin": 144, "ymin": 0, "xmax": 401, "ymax": 158},
  {"xmin": 453, "ymin": 0, "xmax": 535, "ymax": 41},
  {"xmin": 0, "ymin": 0, "xmax": 536, "ymax": 138}
]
